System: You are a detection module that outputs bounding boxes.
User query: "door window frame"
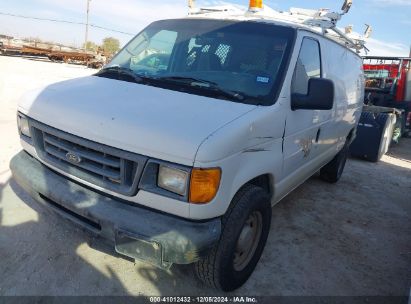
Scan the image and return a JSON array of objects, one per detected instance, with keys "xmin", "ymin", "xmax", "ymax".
[{"xmin": 291, "ymin": 36, "xmax": 323, "ymax": 95}]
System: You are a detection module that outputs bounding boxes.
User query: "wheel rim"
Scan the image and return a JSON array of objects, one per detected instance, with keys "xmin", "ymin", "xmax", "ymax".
[{"xmin": 233, "ymin": 211, "xmax": 263, "ymax": 272}]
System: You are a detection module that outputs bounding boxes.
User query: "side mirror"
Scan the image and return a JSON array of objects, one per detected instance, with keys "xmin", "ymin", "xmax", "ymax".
[{"xmin": 291, "ymin": 78, "xmax": 335, "ymax": 111}]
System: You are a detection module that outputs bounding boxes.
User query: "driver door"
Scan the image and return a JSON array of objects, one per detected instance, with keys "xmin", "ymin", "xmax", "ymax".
[{"xmin": 283, "ymin": 36, "xmax": 331, "ymax": 185}]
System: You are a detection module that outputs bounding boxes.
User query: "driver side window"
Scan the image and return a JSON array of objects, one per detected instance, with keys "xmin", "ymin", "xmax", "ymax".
[{"xmin": 291, "ymin": 37, "xmax": 322, "ymax": 95}]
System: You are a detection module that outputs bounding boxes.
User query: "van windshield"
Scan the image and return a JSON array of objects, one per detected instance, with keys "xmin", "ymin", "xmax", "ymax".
[{"xmin": 100, "ymin": 19, "xmax": 295, "ymax": 106}]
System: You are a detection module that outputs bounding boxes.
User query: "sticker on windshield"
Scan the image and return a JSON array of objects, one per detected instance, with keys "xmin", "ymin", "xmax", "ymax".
[{"xmin": 256, "ymin": 76, "xmax": 270, "ymax": 83}]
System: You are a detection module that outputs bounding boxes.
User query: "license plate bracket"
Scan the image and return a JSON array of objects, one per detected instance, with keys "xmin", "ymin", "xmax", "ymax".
[{"xmin": 114, "ymin": 230, "xmax": 171, "ymax": 269}]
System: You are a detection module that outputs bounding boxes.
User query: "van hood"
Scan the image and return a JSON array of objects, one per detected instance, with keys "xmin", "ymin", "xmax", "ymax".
[{"xmin": 18, "ymin": 76, "xmax": 256, "ymax": 165}]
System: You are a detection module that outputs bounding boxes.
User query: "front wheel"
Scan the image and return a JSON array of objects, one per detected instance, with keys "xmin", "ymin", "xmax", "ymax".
[{"xmin": 194, "ymin": 185, "xmax": 271, "ymax": 291}]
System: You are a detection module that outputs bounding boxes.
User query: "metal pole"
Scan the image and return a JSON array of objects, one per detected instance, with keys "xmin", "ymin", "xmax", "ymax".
[{"xmin": 84, "ymin": 0, "xmax": 91, "ymax": 52}]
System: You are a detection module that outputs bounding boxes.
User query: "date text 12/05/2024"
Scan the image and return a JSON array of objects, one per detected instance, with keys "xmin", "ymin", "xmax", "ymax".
[{"xmin": 149, "ymin": 297, "xmax": 258, "ymax": 303}]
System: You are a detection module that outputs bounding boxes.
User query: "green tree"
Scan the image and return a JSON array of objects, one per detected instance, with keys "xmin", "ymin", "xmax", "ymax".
[
  {"xmin": 102, "ymin": 37, "xmax": 120, "ymax": 54},
  {"xmin": 84, "ymin": 41, "xmax": 98, "ymax": 52}
]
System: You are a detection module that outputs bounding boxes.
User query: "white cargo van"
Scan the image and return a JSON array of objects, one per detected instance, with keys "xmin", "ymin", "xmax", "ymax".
[{"xmin": 11, "ymin": 1, "xmax": 365, "ymax": 291}]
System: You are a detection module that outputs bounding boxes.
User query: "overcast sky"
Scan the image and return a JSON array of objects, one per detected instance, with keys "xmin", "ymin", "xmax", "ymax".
[{"xmin": 0, "ymin": 0, "xmax": 410, "ymax": 56}]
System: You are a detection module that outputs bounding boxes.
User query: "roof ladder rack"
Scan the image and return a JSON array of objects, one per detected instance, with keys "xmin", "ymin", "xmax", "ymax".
[{"xmin": 187, "ymin": 0, "xmax": 371, "ymax": 53}]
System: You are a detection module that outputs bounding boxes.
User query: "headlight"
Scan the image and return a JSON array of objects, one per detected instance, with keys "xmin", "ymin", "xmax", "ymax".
[
  {"xmin": 17, "ymin": 114, "xmax": 31, "ymax": 138},
  {"xmin": 140, "ymin": 161, "xmax": 221, "ymax": 203},
  {"xmin": 157, "ymin": 165, "xmax": 189, "ymax": 196}
]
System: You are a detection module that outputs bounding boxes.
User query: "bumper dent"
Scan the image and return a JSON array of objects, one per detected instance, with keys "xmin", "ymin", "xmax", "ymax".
[{"xmin": 10, "ymin": 151, "xmax": 221, "ymax": 268}]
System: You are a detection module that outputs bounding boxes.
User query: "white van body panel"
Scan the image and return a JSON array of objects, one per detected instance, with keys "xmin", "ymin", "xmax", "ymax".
[
  {"xmin": 191, "ymin": 105, "xmax": 285, "ymax": 219},
  {"xmin": 278, "ymin": 31, "xmax": 364, "ymax": 202},
  {"xmin": 190, "ymin": 30, "xmax": 364, "ymax": 219},
  {"xmin": 17, "ymin": 22, "xmax": 364, "ymax": 221},
  {"xmin": 18, "ymin": 76, "xmax": 256, "ymax": 167}
]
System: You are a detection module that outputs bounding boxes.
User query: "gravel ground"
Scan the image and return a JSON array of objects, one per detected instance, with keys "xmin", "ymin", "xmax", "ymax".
[{"xmin": 0, "ymin": 56, "xmax": 410, "ymax": 296}]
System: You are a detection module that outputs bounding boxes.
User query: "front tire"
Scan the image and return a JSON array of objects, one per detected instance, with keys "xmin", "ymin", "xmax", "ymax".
[{"xmin": 194, "ymin": 185, "xmax": 271, "ymax": 291}]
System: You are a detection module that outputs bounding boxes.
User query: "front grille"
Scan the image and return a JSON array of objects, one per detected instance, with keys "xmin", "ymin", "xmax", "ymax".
[
  {"xmin": 43, "ymin": 132, "xmax": 125, "ymax": 183},
  {"xmin": 30, "ymin": 119, "xmax": 147, "ymax": 196}
]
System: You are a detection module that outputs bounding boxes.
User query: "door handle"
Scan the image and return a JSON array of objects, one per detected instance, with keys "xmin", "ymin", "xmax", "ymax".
[{"xmin": 315, "ymin": 128, "xmax": 321, "ymax": 143}]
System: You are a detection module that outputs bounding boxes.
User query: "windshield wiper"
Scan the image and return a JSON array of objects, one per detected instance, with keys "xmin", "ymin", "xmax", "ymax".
[
  {"xmin": 96, "ymin": 66, "xmax": 144, "ymax": 83},
  {"xmin": 155, "ymin": 76, "xmax": 245, "ymax": 101},
  {"xmin": 156, "ymin": 76, "xmax": 214, "ymax": 85}
]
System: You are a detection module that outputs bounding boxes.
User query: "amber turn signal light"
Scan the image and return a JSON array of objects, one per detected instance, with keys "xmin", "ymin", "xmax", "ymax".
[{"xmin": 189, "ymin": 168, "xmax": 221, "ymax": 204}]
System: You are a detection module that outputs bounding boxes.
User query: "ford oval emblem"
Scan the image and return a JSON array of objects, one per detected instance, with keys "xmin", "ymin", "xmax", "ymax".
[{"xmin": 65, "ymin": 152, "xmax": 82, "ymax": 164}]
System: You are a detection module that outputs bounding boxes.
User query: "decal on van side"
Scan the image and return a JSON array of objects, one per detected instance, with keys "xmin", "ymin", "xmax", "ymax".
[{"xmin": 299, "ymin": 138, "xmax": 313, "ymax": 158}]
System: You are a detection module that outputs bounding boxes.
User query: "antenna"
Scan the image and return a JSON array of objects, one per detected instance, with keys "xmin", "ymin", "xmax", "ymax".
[
  {"xmin": 341, "ymin": 0, "xmax": 352, "ymax": 14},
  {"xmin": 364, "ymin": 24, "xmax": 372, "ymax": 38}
]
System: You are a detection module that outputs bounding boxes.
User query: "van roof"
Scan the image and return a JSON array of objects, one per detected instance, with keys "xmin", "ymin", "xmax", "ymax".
[
  {"xmin": 184, "ymin": 5, "xmax": 368, "ymax": 54},
  {"xmin": 186, "ymin": 7, "xmax": 311, "ymax": 30}
]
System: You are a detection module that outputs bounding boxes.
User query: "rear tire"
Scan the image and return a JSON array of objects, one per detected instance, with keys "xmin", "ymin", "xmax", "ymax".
[
  {"xmin": 194, "ymin": 185, "xmax": 271, "ymax": 291},
  {"xmin": 372, "ymin": 113, "xmax": 395, "ymax": 162},
  {"xmin": 320, "ymin": 142, "xmax": 349, "ymax": 183}
]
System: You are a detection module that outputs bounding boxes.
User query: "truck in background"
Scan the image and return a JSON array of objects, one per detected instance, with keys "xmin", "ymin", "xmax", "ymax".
[
  {"xmin": 0, "ymin": 39, "xmax": 106, "ymax": 69},
  {"xmin": 350, "ymin": 56, "xmax": 411, "ymax": 162}
]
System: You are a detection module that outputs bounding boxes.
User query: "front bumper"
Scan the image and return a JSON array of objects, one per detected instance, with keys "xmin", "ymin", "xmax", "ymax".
[{"xmin": 10, "ymin": 151, "xmax": 221, "ymax": 269}]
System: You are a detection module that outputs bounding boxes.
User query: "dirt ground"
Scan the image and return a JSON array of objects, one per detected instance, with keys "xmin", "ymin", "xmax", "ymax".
[{"xmin": 0, "ymin": 56, "xmax": 410, "ymax": 296}]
